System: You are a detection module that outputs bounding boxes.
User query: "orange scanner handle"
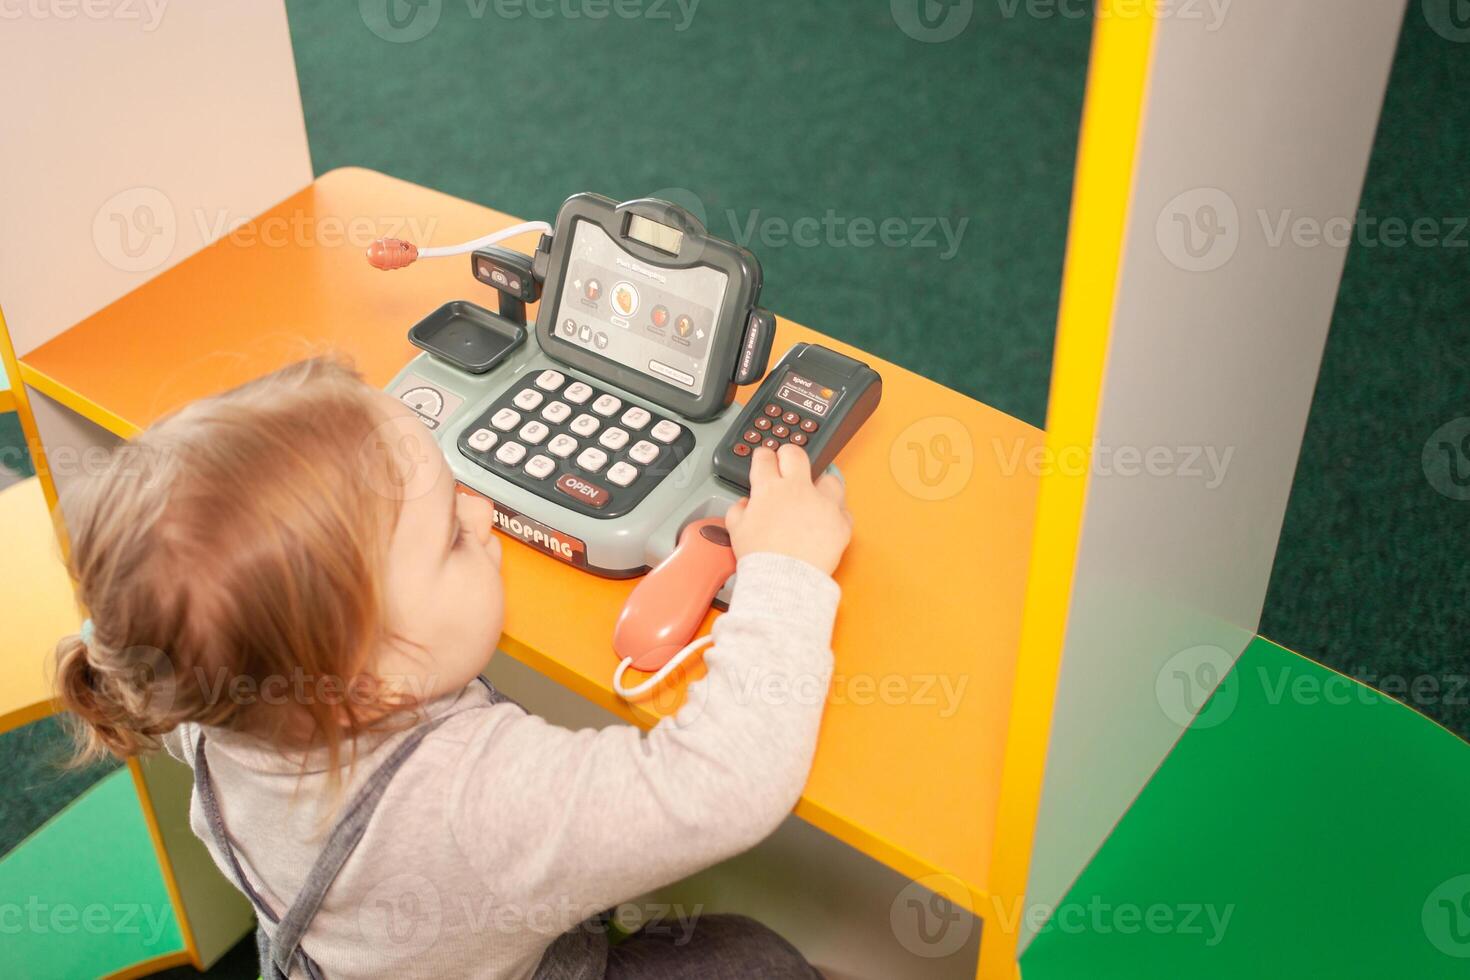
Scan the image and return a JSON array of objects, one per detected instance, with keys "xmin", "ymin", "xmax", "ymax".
[{"xmin": 613, "ymin": 518, "xmax": 736, "ymax": 673}]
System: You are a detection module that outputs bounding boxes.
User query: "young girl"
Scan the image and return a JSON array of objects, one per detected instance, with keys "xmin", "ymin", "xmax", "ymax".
[{"xmin": 54, "ymin": 357, "xmax": 852, "ymax": 980}]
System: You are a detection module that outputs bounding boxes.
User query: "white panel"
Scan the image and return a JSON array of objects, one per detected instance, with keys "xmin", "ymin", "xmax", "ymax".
[
  {"xmin": 27, "ymin": 387, "xmax": 123, "ymax": 517},
  {"xmin": 1022, "ymin": 0, "xmax": 1406, "ymax": 947},
  {"xmin": 0, "ymin": 1, "xmax": 311, "ymax": 355}
]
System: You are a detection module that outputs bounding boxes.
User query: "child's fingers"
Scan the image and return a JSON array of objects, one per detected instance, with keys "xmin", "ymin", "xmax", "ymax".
[
  {"xmin": 815, "ymin": 472, "xmax": 847, "ymax": 507},
  {"xmin": 747, "ymin": 446, "xmax": 780, "ymax": 490},
  {"xmin": 776, "ymin": 443, "xmax": 812, "ymax": 483},
  {"xmin": 724, "ymin": 497, "xmax": 748, "ymax": 532}
]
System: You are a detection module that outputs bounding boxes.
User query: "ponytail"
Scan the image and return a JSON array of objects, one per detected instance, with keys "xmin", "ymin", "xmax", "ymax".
[{"xmin": 54, "ymin": 629, "xmax": 176, "ymax": 762}]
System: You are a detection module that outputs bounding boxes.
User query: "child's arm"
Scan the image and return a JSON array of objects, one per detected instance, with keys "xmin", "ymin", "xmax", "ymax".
[{"xmin": 445, "ymin": 444, "xmax": 851, "ymax": 917}]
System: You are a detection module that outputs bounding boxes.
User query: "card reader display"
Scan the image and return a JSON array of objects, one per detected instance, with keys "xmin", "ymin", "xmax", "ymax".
[{"xmin": 775, "ymin": 371, "xmax": 839, "ymax": 418}]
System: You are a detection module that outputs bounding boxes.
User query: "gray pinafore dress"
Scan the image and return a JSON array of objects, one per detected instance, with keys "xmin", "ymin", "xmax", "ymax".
[{"xmin": 192, "ymin": 689, "xmax": 608, "ymax": 979}]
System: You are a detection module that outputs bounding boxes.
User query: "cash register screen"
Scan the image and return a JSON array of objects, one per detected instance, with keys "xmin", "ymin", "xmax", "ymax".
[{"xmin": 554, "ymin": 221, "xmax": 728, "ymax": 397}]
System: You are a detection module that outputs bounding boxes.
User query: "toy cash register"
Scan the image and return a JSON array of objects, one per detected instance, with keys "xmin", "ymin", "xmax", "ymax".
[{"xmin": 373, "ymin": 192, "xmax": 881, "ymax": 697}]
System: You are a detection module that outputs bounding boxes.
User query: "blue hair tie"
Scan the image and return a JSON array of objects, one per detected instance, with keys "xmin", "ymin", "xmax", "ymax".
[{"xmin": 80, "ymin": 618, "xmax": 95, "ymax": 646}]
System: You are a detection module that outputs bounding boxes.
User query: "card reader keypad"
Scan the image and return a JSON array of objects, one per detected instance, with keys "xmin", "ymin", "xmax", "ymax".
[
  {"xmin": 459, "ymin": 371, "xmax": 696, "ymax": 520},
  {"xmin": 732, "ymin": 401, "xmax": 821, "ymax": 457}
]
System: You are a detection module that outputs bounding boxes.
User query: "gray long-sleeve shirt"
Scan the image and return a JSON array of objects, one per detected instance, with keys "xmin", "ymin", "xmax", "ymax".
[{"xmin": 164, "ymin": 553, "xmax": 839, "ymax": 978}]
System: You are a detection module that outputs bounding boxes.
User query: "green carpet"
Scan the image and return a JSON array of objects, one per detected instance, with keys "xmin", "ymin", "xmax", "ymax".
[
  {"xmin": 1256, "ymin": 12, "xmax": 1470, "ymax": 741},
  {"xmin": 0, "ymin": 410, "xmax": 34, "ymax": 480},
  {"xmin": 0, "ymin": 718, "xmax": 120, "ymax": 857}
]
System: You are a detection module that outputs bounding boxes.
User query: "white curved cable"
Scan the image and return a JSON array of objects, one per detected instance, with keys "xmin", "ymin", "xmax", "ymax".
[
  {"xmin": 418, "ymin": 220, "xmax": 554, "ymax": 258},
  {"xmin": 612, "ymin": 635, "xmax": 716, "ymax": 701}
]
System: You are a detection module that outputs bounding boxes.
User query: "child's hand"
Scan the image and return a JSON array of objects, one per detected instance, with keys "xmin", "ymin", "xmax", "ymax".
[{"xmin": 724, "ymin": 444, "xmax": 853, "ymax": 575}]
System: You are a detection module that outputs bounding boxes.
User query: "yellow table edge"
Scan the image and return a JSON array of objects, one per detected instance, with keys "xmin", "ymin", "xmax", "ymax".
[{"xmin": 980, "ymin": 5, "xmax": 1159, "ymax": 978}]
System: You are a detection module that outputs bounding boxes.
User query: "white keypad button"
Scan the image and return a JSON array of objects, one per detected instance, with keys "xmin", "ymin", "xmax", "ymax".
[
  {"xmin": 628, "ymin": 440, "xmax": 660, "ymax": 465},
  {"xmin": 534, "ymin": 370, "xmax": 565, "ymax": 391},
  {"xmin": 598, "ymin": 427, "xmax": 629, "ymax": 451},
  {"xmin": 620, "ymin": 406, "xmax": 651, "ymax": 430},
  {"xmin": 547, "ymin": 433, "xmax": 578, "ymax": 458},
  {"xmin": 569, "ymin": 413, "xmax": 600, "ymax": 437},
  {"xmin": 607, "ymin": 461, "xmax": 639, "ymax": 487},
  {"xmin": 512, "ymin": 388, "xmax": 544, "ymax": 411},
  {"xmin": 576, "ymin": 447, "xmax": 608, "ymax": 472},
  {"xmin": 495, "ymin": 441, "xmax": 527, "ymax": 466},
  {"xmin": 523, "ymin": 454, "xmax": 556, "ymax": 480},
  {"xmin": 592, "ymin": 393, "xmax": 622, "ymax": 417},
  {"xmin": 490, "ymin": 408, "xmax": 521, "ymax": 431},
  {"xmin": 518, "ymin": 421, "xmax": 549, "ymax": 445},
  {"xmin": 563, "ymin": 382, "xmax": 594, "ymax": 404},
  {"xmin": 540, "ymin": 400, "xmax": 571, "ymax": 425},
  {"xmin": 467, "ymin": 428, "xmax": 497, "ymax": 452},
  {"xmin": 650, "ymin": 419, "xmax": 683, "ymax": 443}
]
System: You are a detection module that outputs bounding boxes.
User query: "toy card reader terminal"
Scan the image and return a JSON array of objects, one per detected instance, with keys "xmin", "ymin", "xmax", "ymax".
[{"xmin": 712, "ymin": 343, "xmax": 881, "ymax": 492}]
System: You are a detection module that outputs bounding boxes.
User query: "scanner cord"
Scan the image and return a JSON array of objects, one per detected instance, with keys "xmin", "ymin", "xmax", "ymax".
[
  {"xmin": 612, "ymin": 634, "xmax": 716, "ymax": 701},
  {"xmin": 418, "ymin": 220, "xmax": 554, "ymax": 258}
]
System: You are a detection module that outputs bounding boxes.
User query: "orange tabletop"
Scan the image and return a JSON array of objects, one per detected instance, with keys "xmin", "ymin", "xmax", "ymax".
[{"xmin": 20, "ymin": 168, "xmax": 1040, "ymax": 912}]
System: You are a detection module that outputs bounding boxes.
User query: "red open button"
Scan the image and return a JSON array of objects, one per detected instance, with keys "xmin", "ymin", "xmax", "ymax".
[{"xmin": 555, "ymin": 473, "xmax": 610, "ymax": 509}]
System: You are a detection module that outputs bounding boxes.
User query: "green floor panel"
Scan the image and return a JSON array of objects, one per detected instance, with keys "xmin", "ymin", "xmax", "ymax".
[
  {"xmin": 0, "ymin": 716, "xmax": 122, "ymax": 860},
  {"xmin": 2, "ymin": 766, "xmax": 185, "ymax": 978},
  {"xmin": 1020, "ymin": 637, "xmax": 1470, "ymax": 978}
]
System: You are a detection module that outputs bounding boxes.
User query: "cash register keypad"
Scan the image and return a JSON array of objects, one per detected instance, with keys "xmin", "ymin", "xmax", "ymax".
[{"xmin": 459, "ymin": 368, "xmax": 696, "ymax": 519}]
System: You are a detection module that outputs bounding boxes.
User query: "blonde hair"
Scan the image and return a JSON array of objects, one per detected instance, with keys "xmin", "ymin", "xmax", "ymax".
[{"xmin": 54, "ymin": 356, "xmax": 419, "ymax": 773}]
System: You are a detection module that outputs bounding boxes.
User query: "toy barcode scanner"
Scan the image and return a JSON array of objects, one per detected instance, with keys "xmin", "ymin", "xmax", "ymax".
[{"xmin": 611, "ymin": 518, "xmax": 735, "ymax": 700}]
